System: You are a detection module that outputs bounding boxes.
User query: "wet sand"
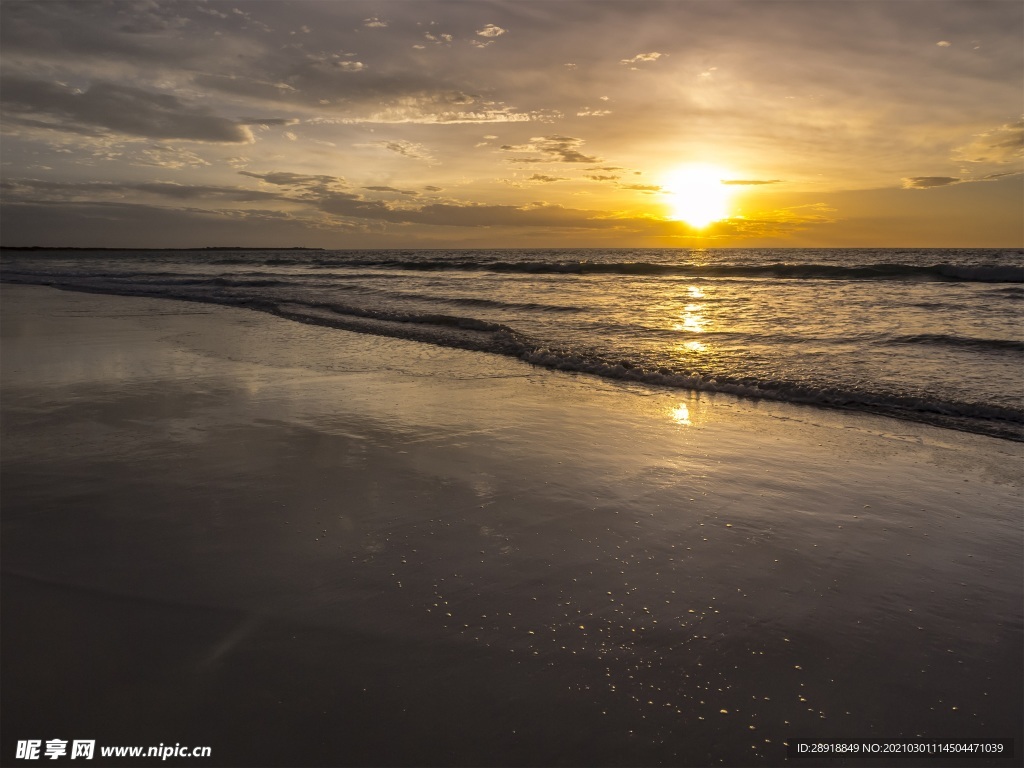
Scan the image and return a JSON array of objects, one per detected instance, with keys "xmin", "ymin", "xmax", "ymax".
[{"xmin": 2, "ymin": 284, "xmax": 1021, "ymax": 767}]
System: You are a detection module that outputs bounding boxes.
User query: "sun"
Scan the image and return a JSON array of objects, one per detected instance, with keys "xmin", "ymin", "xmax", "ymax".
[{"xmin": 662, "ymin": 164, "xmax": 735, "ymax": 228}]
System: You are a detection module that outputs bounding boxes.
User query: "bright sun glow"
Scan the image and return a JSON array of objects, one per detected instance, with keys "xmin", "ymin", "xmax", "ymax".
[{"xmin": 662, "ymin": 165, "xmax": 734, "ymax": 228}]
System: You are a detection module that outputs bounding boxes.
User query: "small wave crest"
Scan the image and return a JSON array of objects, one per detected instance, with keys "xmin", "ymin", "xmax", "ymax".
[
  {"xmin": 889, "ymin": 333, "xmax": 1024, "ymax": 353},
  {"xmin": 300, "ymin": 258, "xmax": 1024, "ymax": 283},
  {"xmin": 516, "ymin": 349, "xmax": 1023, "ymax": 426},
  {"xmin": 276, "ymin": 299, "xmax": 518, "ymax": 335}
]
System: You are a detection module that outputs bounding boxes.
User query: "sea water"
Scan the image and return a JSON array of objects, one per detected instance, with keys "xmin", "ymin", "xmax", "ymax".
[{"xmin": 2, "ymin": 247, "xmax": 1022, "ymax": 440}]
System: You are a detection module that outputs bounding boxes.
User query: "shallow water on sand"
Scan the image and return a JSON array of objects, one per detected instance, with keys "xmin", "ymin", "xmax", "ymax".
[{"xmin": 3, "ymin": 247, "xmax": 1022, "ymax": 440}]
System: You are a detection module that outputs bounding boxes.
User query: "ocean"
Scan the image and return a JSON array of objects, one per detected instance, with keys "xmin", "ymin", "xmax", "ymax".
[{"xmin": 2, "ymin": 247, "xmax": 1022, "ymax": 440}]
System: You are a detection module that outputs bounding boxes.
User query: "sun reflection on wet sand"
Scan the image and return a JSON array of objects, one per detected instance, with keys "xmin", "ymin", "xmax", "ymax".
[
  {"xmin": 668, "ymin": 396, "xmax": 714, "ymax": 428},
  {"xmin": 670, "ymin": 402, "xmax": 692, "ymax": 425}
]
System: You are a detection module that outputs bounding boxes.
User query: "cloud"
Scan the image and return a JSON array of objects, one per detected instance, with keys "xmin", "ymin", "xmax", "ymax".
[
  {"xmin": 902, "ymin": 170, "xmax": 1023, "ymax": 189},
  {"xmin": 1, "ymin": 77, "xmax": 254, "ymax": 143},
  {"xmin": 364, "ymin": 185, "xmax": 419, "ymax": 196},
  {"xmin": 300, "ymin": 50, "xmax": 367, "ymax": 71},
  {"xmin": 229, "ymin": 6, "xmax": 272, "ymax": 34},
  {"xmin": 1, "ymin": 117, "xmax": 107, "ymax": 137},
  {"xmin": 586, "ymin": 174, "xmax": 619, "ymax": 181},
  {"xmin": 0, "ymin": 195, "xmax": 807, "ymax": 246},
  {"xmin": 136, "ymin": 145, "xmax": 212, "ymax": 169},
  {"xmin": 424, "ymin": 32, "xmax": 453, "ymax": 45},
  {"xmin": 902, "ymin": 176, "xmax": 961, "ymax": 189},
  {"xmin": 363, "ymin": 17, "xmax": 388, "ymax": 28},
  {"xmin": 476, "ymin": 24, "xmax": 506, "ymax": 38},
  {"xmin": 238, "ymin": 117, "xmax": 299, "ymax": 127},
  {"xmin": 307, "ymin": 99, "xmax": 539, "ymax": 125},
  {"xmin": 300, "ymin": 191, "xmax": 706, "ymax": 235},
  {"xmin": 3, "ymin": 178, "xmax": 284, "ymax": 202},
  {"xmin": 130, "ymin": 181, "xmax": 281, "ymax": 201},
  {"xmin": 361, "ymin": 140, "xmax": 435, "ymax": 162},
  {"xmin": 620, "ymin": 52, "xmax": 666, "ymax": 66},
  {"xmin": 110, "ymin": 2, "xmax": 191, "ymax": 34},
  {"xmin": 349, "ymin": 106, "xmax": 537, "ymax": 124},
  {"xmin": 500, "ymin": 135, "xmax": 600, "ymax": 163},
  {"xmin": 577, "ymin": 109, "xmax": 612, "ymax": 117},
  {"xmin": 0, "ymin": 200, "xmax": 352, "ymax": 248},
  {"xmin": 316, "ymin": 197, "xmax": 632, "ymax": 229},
  {"xmin": 952, "ymin": 119, "xmax": 1024, "ymax": 164},
  {"xmin": 0, "ymin": 0, "xmax": 257, "ymax": 75},
  {"xmin": 192, "ymin": 51, "xmax": 541, "ymax": 125},
  {"xmin": 238, "ymin": 170, "xmax": 349, "ymax": 194},
  {"xmin": 722, "ymin": 179, "xmax": 783, "ymax": 185},
  {"xmin": 2, "ymin": 163, "xmax": 840, "ymax": 244},
  {"xmin": 981, "ymin": 170, "xmax": 1024, "ymax": 180},
  {"xmin": 527, "ymin": 174, "xmax": 567, "ymax": 183},
  {"xmin": 335, "ymin": 61, "xmax": 366, "ymax": 72},
  {"xmin": 198, "ymin": 6, "xmax": 230, "ymax": 21},
  {"xmin": 191, "ymin": 74, "xmax": 300, "ymax": 103},
  {"xmin": 696, "ymin": 203, "xmax": 838, "ymax": 240}
]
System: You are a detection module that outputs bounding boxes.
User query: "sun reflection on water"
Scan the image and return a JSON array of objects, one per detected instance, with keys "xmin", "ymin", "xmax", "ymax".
[
  {"xmin": 672, "ymin": 285, "xmax": 710, "ymax": 334},
  {"xmin": 675, "ymin": 314, "xmax": 704, "ymax": 333}
]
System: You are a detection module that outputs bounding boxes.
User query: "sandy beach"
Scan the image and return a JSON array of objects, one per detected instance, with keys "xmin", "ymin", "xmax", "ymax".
[{"xmin": 2, "ymin": 284, "xmax": 1021, "ymax": 767}]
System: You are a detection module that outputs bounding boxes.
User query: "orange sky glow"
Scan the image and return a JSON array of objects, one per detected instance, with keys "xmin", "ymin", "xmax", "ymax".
[{"xmin": 1, "ymin": 0, "xmax": 1021, "ymax": 248}]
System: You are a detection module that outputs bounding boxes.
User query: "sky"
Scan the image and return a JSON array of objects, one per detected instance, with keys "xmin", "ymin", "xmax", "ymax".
[{"xmin": 1, "ymin": 0, "xmax": 1022, "ymax": 249}]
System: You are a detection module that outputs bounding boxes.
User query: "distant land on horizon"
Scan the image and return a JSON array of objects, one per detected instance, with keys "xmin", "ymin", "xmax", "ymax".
[
  {"xmin": 2, "ymin": 245, "xmax": 1021, "ymax": 253},
  {"xmin": 0, "ymin": 246, "xmax": 327, "ymax": 252}
]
